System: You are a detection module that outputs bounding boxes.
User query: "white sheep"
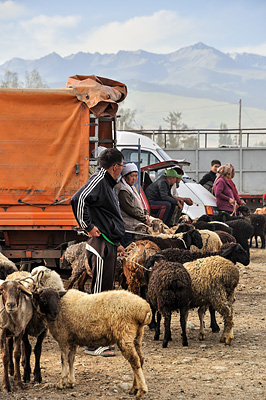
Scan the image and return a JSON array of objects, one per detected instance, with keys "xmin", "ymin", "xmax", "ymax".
[
  {"xmin": 0, "ymin": 252, "xmax": 18, "ymax": 280},
  {"xmin": 35, "ymin": 288, "xmax": 152, "ymax": 398},
  {"xmin": 189, "ymin": 229, "xmax": 222, "ymax": 252},
  {"xmin": 183, "ymin": 255, "xmax": 240, "ymax": 345},
  {"xmin": 30, "ymin": 266, "xmax": 65, "ymax": 291}
]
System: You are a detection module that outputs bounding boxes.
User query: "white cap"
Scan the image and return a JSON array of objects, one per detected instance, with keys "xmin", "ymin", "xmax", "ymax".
[{"xmin": 122, "ymin": 163, "xmax": 138, "ymax": 176}]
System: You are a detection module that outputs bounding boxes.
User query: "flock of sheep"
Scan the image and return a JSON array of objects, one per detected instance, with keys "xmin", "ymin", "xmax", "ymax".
[{"xmin": 0, "ymin": 205, "xmax": 265, "ymax": 398}]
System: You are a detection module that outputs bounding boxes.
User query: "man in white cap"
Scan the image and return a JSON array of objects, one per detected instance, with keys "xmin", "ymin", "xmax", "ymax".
[{"xmin": 115, "ymin": 162, "xmax": 150, "ymax": 246}]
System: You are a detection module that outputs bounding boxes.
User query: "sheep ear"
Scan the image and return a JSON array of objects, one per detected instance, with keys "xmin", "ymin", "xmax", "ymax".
[{"xmin": 58, "ymin": 291, "xmax": 67, "ymax": 298}]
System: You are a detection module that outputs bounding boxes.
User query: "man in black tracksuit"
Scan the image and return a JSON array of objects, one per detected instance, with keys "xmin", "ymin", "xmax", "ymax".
[
  {"xmin": 71, "ymin": 148, "xmax": 125, "ymax": 356},
  {"xmin": 71, "ymin": 148, "xmax": 125, "ymax": 293}
]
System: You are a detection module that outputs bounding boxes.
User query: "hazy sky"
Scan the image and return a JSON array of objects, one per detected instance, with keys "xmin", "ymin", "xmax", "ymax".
[{"xmin": 0, "ymin": 0, "xmax": 266, "ymax": 64}]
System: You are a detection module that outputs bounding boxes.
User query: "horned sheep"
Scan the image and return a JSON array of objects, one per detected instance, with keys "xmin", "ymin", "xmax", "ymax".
[
  {"xmin": 33, "ymin": 288, "xmax": 152, "ymax": 399},
  {"xmin": 0, "ymin": 279, "xmax": 33, "ymax": 392}
]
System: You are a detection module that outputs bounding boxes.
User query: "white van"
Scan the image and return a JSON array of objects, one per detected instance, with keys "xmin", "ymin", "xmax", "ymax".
[{"xmin": 116, "ymin": 131, "xmax": 218, "ymax": 220}]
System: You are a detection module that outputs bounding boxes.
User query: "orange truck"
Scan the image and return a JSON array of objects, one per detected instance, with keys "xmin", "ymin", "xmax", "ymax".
[{"xmin": 0, "ymin": 75, "xmax": 127, "ymax": 268}]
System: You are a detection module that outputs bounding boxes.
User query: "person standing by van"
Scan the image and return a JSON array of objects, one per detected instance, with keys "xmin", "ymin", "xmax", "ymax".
[
  {"xmin": 213, "ymin": 165, "xmax": 237, "ymax": 214},
  {"xmin": 199, "ymin": 159, "xmax": 221, "ymax": 192}
]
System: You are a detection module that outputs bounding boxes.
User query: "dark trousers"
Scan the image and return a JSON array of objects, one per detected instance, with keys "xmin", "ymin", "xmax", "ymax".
[
  {"xmin": 149, "ymin": 201, "xmax": 176, "ymax": 227},
  {"xmin": 86, "ymin": 236, "xmax": 117, "ymax": 293}
]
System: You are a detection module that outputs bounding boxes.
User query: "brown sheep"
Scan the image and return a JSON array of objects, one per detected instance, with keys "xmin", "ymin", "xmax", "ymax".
[{"xmin": 122, "ymin": 240, "xmax": 160, "ymax": 297}]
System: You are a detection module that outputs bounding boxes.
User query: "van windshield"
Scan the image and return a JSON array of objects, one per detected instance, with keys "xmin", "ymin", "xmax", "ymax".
[{"xmin": 157, "ymin": 148, "xmax": 171, "ymax": 161}]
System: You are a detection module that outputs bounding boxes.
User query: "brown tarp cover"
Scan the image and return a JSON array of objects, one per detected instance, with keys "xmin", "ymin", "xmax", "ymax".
[{"xmin": 66, "ymin": 75, "xmax": 127, "ymax": 118}]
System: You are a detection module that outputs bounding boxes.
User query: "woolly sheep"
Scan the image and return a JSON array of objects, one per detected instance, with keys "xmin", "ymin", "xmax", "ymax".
[
  {"xmin": 137, "ymin": 229, "xmax": 203, "ymax": 251},
  {"xmin": 183, "ymin": 255, "xmax": 240, "ymax": 345},
  {"xmin": 147, "ymin": 260, "xmax": 192, "ymax": 348},
  {"xmin": 122, "ymin": 240, "xmax": 160, "ymax": 296},
  {"xmin": 214, "ymin": 230, "xmax": 236, "ymax": 245},
  {"xmin": 0, "ymin": 252, "xmax": 18, "ymax": 280},
  {"xmin": 63, "ymin": 241, "xmax": 92, "ymax": 291},
  {"xmin": 145, "ymin": 242, "xmax": 249, "ymax": 270},
  {"xmin": 34, "ymin": 288, "xmax": 152, "ymax": 398},
  {"xmin": 189, "ymin": 229, "xmax": 222, "ymax": 252},
  {"xmin": 30, "ymin": 266, "xmax": 65, "ymax": 291},
  {"xmin": 226, "ymin": 219, "xmax": 254, "ymax": 255}
]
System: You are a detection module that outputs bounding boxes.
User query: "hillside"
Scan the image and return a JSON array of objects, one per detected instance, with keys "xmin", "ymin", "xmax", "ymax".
[{"xmin": 1, "ymin": 42, "xmax": 266, "ymax": 129}]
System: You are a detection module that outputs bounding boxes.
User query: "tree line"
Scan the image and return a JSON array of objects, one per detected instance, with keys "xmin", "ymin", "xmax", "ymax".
[{"xmin": 0, "ymin": 69, "xmax": 49, "ymax": 89}]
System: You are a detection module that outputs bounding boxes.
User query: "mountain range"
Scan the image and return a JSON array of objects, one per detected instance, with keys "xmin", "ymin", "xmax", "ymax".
[{"xmin": 1, "ymin": 42, "xmax": 266, "ymax": 128}]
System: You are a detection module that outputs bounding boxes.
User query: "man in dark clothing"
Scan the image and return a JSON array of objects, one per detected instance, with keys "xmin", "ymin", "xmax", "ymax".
[
  {"xmin": 71, "ymin": 148, "xmax": 125, "ymax": 357},
  {"xmin": 145, "ymin": 169, "xmax": 180, "ymax": 226},
  {"xmin": 199, "ymin": 159, "xmax": 221, "ymax": 192}
]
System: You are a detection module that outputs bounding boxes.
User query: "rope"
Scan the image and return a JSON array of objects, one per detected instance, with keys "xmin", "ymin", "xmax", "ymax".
[{"xmin": 230, "ymin": 201, "xmax": 238, "ymax": 216}]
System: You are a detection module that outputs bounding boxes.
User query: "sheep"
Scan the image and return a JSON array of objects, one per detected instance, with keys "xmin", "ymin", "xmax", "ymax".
[
  {"xmin": 0, "ymin": 253, "xmax": 18, "ymax": 280},
  {"xmin": 189, "ymin": 229, "xmax": 222, "ymax": 252},
  {"xmin": 214, "ymin": 230, "xmax": 236, "ymax": 245},
  {"xmin": 0, "ymin": 279, "xmax": 33, "ymax": 392},
  {"xmin": 193, "ymin": 219, "xmax": 233, "ymax": 235},
  {"xmin": 136, "ymin": 229, "xmax": 203, "ymax": 251},
  {"xmin": 122, "ymin": 240, "xmax": 160, "ymax": 297},
  {"xmin": 21, "ymin": 267, "xmax": 65, "ymax": 383},
  {"xmin": 33, "ymin": 288, "xmax": 152, "ymax": 398},
  {"xmin": 63, "ymin": 241, "xmax": 92, "ymax": 291},
  {"xmin": 247, "ymin": 213, "xmax": 266, "ymax": 249},
  {"xmin": 145, "ymin": 242, "xmax": 249, "ymax": 341},
  {"xmin": 6, "ymin": 267, "xmax": 65, "ymax": 384},
  {"xmin": 183, "ymin": 256, "xmax": 240, "ymax": 345},
  {"xmin": 30, "ymin": 266, "xmax": 65, "ymax": 291},
  {"xmin": 145, "ymin": 242, "xmax": 249, "ymax": 270},
  {"xmin": 226, "ymin": 219, "xmax": 254, "ymax": 255},
  {"xmin": 147, "ymin": 260, "xmax": 192, "ymax": 348}
]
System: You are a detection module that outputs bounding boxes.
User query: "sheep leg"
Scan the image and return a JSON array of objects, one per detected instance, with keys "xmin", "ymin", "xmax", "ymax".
[
  {"xmin": 149, "ymin": 307, "xmax": 156, "ymax": 330},
  {"xmin": 77, "ymin": 270, "xmax": 88, "ymax": 292},
  {"xmin": 7, "ymin": 336, "xmax": 14, "ymax": 376},
  {"xmin": 162, "ymin": 311, "xmax": 172, "ymax": 348},
  {"xmin": 261, "ymin": 234, "xmax": 265, "ymax": 249},
  {"xmin": 198, "ymin": 307, "xmax": 206, "ymax": 340},
  {"xmin": 118, "ymin": 339, "xmax": 148, "ymax": 399},
  {"xmin": 215, "ymin": 299, "xmax": 234, "ymax": 345},
  {"xmin": 1, "ymin": 331, "xmax": 11, "ymax": 392},
  {"xmin": 255, "ymin": 236, "xmax": 259, "ymax": 248},
  {"xmin": 57, "ymin": 348, "xmax": 70, "ymax": 389},
  {"xmin": 33, "ymin": 328, "xmax": 47, "ymax": 383},
  {"xmin": 67, "ymin": 345, "xmax": 77, "ymax": 388},
  {"xmin": 154, "ymin": 311, "xmax": 161, "ymax": 340},
  {"xmin": 13, "ymin": 334, "xmax": 23, "ymax": 388},
  {"xmin": 209, "ymin": 306, "xmax": 220, "ymax": 332},
  {"xmin": 22, "ymin": 331, "xmax": 32, "ymax": 382},
  {"xmin": 180, "ymin": 307, "xmax": 188, "ymax": 347}
]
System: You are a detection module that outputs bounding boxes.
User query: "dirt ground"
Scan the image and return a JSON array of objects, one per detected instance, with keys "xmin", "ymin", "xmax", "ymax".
[{"xmin": 1, "ymin": 247, "xmax": 266, "ymax": 400}]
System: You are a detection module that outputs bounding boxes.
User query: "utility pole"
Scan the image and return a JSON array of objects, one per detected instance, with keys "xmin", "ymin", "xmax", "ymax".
[{"xmin": 238, "ymin": 99, "xmax": 242, "ymax": 146}]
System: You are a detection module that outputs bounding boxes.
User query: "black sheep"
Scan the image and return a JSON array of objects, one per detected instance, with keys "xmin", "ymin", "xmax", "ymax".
[
  {"xmin": 138, "ymin": 229, "xmax": 203, "ymax": 251},
  {"xmin": 226, "ymin": 219, "xmax": 254, "ymax": 255},
  {"xmin": 147, "ymin": 260, "xmax": 192, "ymax": 348}
]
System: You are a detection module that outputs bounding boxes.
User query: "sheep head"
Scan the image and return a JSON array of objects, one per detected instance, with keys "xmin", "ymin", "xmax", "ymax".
[
  {"xmin": 221, "ymin": 243, "xmax": 250, "ymax": 266},
  {"xmin": 32, "ymin": 288, "xmax": 66, "ymax": 321},
  {"xmin": 0, "ymin": 280, "xmax": 32, "ymax": 314}
]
